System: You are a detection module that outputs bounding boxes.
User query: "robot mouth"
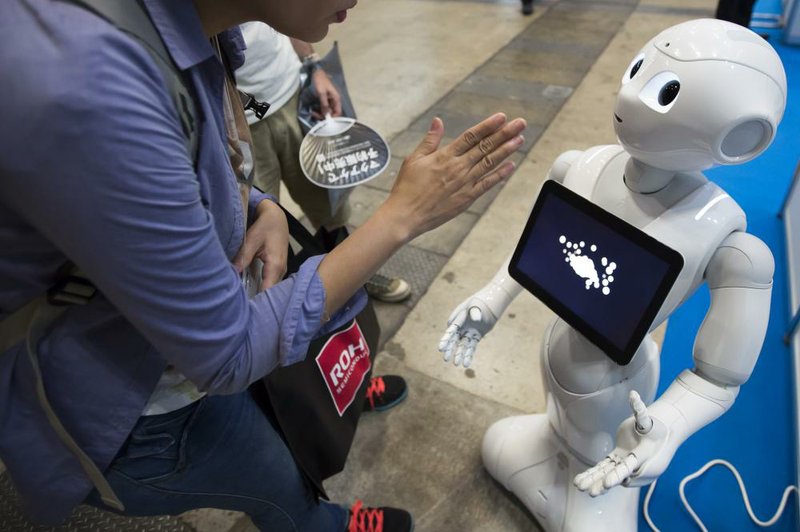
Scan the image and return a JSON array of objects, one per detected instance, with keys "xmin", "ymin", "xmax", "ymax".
[{"xmin": 614, "ymin": 114, "xmax": 623, "ymax": 123}]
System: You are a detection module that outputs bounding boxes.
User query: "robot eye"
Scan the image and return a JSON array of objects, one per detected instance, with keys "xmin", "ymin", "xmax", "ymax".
[
  {"xmin": 630, "ymin": 59, "xmax": 643, "ymax": 79},
  {"xmin": 638, "ymin": 71, "xmax": 680, "ymax": 113},
  {"xmin": 622, "ymin": 53, "xmax": 645, "ymax": 85},
  {"xmin": 658, "ymin": 81, "xmax": 680, "ymax": 106}
]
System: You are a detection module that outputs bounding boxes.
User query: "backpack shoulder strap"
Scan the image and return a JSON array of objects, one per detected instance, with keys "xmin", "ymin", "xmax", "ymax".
[
  {"xmin": 0, "ymin": 0, "xmax": 204, "ymax": 512},
  {"xmin": 65, "ymin": 0, "xmax": 199, "ymax": 165},
  {"xmin": 0, "ymin": 267, "xmax": 125, "ymax": 512}
]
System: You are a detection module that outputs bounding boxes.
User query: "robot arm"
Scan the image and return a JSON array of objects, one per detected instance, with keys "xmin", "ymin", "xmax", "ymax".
[
  {"xmin": 438, "ymin": 253, "xmax": 523, "ymax": 367},
  {"xmin": 438, "ymin": 149, "xmax": 584, "ymax": 368},
  {"xmin": 575, "ymin": 231, "xmax": 774, "ymax": 495},
  {"xmin": 692, "ymin": 232, "xmax": 774, "ymax": 385}
]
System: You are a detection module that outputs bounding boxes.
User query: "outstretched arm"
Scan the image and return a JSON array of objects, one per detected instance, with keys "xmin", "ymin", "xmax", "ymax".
[
  {"xmin": 576, "ymin": 231, "xmax": 774, "ymax": 495},
  {"xmin": 438, "ymin": 254, "xmax": 524, "ymax": 367},
  {"xmin": 437, "ymin": 149, "xmax": 585, "ymax": 367},
  {"xmin": 320, "ymin": 114, "xmax": 526, "ymax": 315}
]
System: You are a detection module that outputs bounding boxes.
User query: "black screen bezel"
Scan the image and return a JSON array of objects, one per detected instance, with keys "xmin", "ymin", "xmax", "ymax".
[{"xmin": 508, "ymin": 180, "xmax": 684, "ymax": 365}]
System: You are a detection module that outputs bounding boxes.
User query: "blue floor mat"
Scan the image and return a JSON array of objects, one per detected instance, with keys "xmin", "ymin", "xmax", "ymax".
[{"xmin": 637, "ymin": 18, "xmax": 800, "ymax": 532}]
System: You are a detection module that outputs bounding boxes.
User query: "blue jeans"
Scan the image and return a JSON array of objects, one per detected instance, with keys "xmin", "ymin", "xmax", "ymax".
[{"xmin": 86, "ymin": 391, "xmax": 348, "ymax": 531}]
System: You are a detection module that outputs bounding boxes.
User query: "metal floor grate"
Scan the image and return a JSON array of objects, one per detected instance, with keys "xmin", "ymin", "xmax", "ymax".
[{"xmin": 0, "ymin": 473, "xmax": 192, "ymax": 532}]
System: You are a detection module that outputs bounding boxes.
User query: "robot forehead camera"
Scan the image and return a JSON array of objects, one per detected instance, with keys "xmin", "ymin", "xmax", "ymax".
[{"xmin": 614, "ymin": 19, "xmax": 787, "ymax": 172}]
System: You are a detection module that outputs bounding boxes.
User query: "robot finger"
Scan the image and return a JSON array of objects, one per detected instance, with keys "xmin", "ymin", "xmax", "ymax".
[
  {"xmin": 449, "ymin": 307, "xmax": 468, "ymax": 328},
  {"xmin": 441, "ymin": 342, "xmax": 455, "ymax": 363},
  {"xmin": 462, "ymin": 347, "xmax": 475, "ymax": 368},
  {"xmin": 628, "ymin": 390, "xmax": 644, "ymax": 411},
  {"xmin": 461, "ymin": 337, "xmax": 479, "ymax": 368},
  {"xmin": 573, "ymin": 470, "xmax": 590, "ymax": 489},
  {"xmin": 578, "ymin": 455, "xmax": 618, "ymax": 497},
  {"xmin": 452, "ymin": 330, "xmax": 473, "ymax": 366},
  {"xmin": 629, "ymin": 391, "xmax": 653, "ymax": 434},
  {"xmin": 574, "ymin": 466, "xmax": 599, "ymax": 490},
  {"xmin": 439, "ymin": 323, "xmax": 460, "ymax": 361},
  {"xmin": 588, "ymin": 478, "xmax": 608, "ymax": 497},
  {"xmin": 453, "ymin": 338, "xmax": 468, "ymax": 367},
  {"xmin": 603, "ymin": 454, "xmax": 638, "ymax": 490},
  {"xmin": 441, "ymin": 309, "xmax": 468, "ymax": 362},
  {"xmin": 575, "ymin": 458, "xmax": 615, "ymax": 491}
]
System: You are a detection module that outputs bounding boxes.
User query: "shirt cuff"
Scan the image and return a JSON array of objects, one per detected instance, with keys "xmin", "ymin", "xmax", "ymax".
[
  {"xmin": 247, "ymin": 187, "xmax": 278, "ymax": 222},
  {"xmin": 280, "ymin": 254, "xmax": 367, "ymax": 366}
]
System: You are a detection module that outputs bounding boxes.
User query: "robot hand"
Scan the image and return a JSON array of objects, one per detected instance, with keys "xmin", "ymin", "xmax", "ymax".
[
  {"xmin": 573, "ymin": 391, "xmax": 676, "ymax": 496},
  {"xmin": 438, "ymin": 297, "xmax": 498, "ymax": 368}
]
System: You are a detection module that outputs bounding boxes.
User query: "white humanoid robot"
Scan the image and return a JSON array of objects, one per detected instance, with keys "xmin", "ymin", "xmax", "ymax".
[{"xmin": 438, "ymin": 19, "xmax": 787, "ymax": 531}]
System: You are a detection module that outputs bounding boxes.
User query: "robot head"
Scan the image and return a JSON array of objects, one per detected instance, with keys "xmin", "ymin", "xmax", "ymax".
[{"xmin": 614, "ymin": 19, "xmax": 786, "ymax": 172}]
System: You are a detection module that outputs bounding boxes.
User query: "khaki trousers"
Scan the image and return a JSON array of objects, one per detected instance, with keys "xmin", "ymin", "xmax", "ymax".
[{"xmin": 249, "ymin": 90, "xmax": 351, "ymax": 229}]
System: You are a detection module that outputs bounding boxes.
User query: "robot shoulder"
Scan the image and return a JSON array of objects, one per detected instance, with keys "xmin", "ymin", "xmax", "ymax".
[
  {"xmin": 547, "ymin": 145, "xmax": 622, "ymax": 184},
  {"xmin": 705, "ymin": 231, "xmax": 774, "ymax": 289},
  {"xmin": 547, "ymin": 150, "xmax": 583, "ymax": 183}
]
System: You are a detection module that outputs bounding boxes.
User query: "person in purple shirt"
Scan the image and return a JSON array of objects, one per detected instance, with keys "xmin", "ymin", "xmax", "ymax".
[{"xmin": 0, "ymin": 0, "xmax": 527, "ymax": 530}]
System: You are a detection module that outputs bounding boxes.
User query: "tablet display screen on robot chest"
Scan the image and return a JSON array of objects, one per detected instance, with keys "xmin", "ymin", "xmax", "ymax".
[{"xmin": 509, "ymin": 180, "xmax": 683, "ymax": 365}]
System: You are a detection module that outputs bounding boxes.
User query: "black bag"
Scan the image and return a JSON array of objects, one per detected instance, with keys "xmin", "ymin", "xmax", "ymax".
[
  {"xmin": 253, "ymin": 208, "xmax": 379, "ymax": 496},
  {"xmin": 297, "ymin": 42, "xmax": 357, "ymax": 134}
]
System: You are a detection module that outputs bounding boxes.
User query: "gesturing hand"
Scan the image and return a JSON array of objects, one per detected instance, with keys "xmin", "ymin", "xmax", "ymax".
[
  {"xmin": 385, "ymin": 113, "xmax": 526, "ymax": 240},
  {"xmin": 439, "ymin": 298, "xmax": 498, "ymax": 368},
  {"xmin": 574, "ymin": 391, "xmax": 674, "ymax": 497},
  {"xmin": 316, "ymin": 113, "xmax": 526, "ymax": 318}
]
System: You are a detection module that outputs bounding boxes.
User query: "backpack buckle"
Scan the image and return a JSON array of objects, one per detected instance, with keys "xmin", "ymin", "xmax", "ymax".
[
  {"xmin": 240, "ymin": 92, "xmax": 271, "ymax": 120},
  {"xmin": 47, "ymin": 276, "xmax": 96, "ymax": 306}
]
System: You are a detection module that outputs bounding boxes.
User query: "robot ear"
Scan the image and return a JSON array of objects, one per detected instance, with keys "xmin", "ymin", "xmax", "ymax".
[{"xmin": 717, "ymin": 118, "xmax": 774, "ymax": 164}]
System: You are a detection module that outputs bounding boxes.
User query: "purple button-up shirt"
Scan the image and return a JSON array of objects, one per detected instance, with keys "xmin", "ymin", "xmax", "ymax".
[{"xmin": 0, "ymin": 0, "xmax": 365, "ymax": 524}]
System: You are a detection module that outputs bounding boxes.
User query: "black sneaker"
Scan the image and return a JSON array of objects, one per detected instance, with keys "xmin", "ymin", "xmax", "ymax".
[
  {"xmin": 522, "ymin": 0, "xmax": 533, "ymax": 15},
  {"xmin": 363, "ymin": 375, "xmax": 407, "ymax": 412},
  {"xmin": 347, "ymin": 500, "xmax": 414, "ymax": 532},
  {"xmin": 365, "ymin": 273, "xmax": 411, "ymax": 303},
  {"xmin": 316, "ymin": 226, "xmax": 411, "ymax": 303}
]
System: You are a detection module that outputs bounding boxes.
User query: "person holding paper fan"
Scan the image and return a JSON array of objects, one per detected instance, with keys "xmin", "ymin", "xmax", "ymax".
[{"xmin": 236, "ymin": 22, "xmax": 413, "ymax": 304}]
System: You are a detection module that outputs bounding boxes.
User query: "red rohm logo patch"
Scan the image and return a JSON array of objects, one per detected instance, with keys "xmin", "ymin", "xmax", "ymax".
[{"xmin": 315, "ymin": 320, "xmax": 371, "ymax": 417}]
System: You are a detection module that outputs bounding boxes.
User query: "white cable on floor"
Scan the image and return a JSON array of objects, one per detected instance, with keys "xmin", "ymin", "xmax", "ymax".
[
  {"xmin": 642, "ymin": 476, "xmax": 661, "ymax": 532},
  {"xmin": 643, "ymin": 459, "xmax": 799, "ymax": 531}
]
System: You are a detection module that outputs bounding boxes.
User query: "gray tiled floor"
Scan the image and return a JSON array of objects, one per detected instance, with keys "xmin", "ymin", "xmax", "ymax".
[{"xmin": 325, "ymin": 355, "xmax": 529, "ymax": 530}]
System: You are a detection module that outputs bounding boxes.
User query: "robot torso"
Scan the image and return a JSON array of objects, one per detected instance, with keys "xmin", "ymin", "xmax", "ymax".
[{"xmin": 560, "ymin": 145, "xmax": 747, "ymax": 330}]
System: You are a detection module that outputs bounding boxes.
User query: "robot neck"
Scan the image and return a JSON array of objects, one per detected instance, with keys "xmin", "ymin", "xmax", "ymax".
[{"xmin": 624, "ymin": 158, "xmax": 676, "ymax": 194}]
